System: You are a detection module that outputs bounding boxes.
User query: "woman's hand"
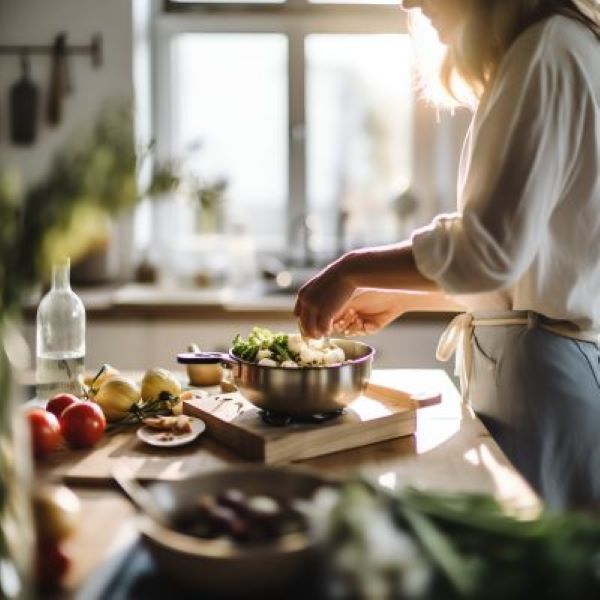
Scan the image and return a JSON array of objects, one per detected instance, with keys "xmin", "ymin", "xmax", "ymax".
[
  {"xmin": 294, "ymin": 254, "xmax": 356, "ymax": 339},
  {"xmin": 294, "ymin": 242, "xmax": 440, "ymax": 338},
  {"xmin": 332, "ymin": 289, "xmax": 409, "ymax": 336}
]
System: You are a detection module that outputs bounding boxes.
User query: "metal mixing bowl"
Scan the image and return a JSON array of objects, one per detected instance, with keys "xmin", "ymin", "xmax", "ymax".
[{"xmin": 177, "ymin": 338, "xmax": 375, "ymax": 416}]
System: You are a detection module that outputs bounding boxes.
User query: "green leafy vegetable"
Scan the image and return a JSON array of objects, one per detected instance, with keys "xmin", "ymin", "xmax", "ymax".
[
  {"xmin": 232, "ymin": 327, "xmax": 296, "ymax": 363},
  {"xmin": 318, "ymin": 480, "xmax": 600, "ymax": 600}
]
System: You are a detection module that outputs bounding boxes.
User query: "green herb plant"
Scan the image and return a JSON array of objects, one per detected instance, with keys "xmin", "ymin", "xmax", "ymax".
[{"xmin": 0, "ymin": 102, "xmax": 140, "ymax": 314}]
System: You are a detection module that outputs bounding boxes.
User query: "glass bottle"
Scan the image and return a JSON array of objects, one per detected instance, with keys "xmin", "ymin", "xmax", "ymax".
[{"xmin": 36, "ymin": 259, "xmax": 86, "ymax": 400}]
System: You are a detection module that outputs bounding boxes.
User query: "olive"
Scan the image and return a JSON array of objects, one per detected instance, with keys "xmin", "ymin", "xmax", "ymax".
[
  {"xmin": 209, "ymin": 505, "xmax": 249, "ymax": 540},
  {"xmin": 216, "ymin": 488, "xmax": 248, "ymax": 513},
  {"xmin": 245, "ymin": 495, "xmax": 284, "ymax": 539},
  {"xmin": 247, "ymin": 495, "xmax": 280, "ymax": 517}
]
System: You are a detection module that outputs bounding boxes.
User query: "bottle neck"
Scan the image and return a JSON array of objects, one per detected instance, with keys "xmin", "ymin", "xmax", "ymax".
[{"xmin": 51, "ymin": 261, "xmax": 71, "ymax": 291}]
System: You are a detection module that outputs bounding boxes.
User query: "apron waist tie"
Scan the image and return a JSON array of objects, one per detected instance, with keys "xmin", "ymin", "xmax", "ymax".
[{"xmin": 436, "ymin": 311, "xmax": 600, "ymax": 403}]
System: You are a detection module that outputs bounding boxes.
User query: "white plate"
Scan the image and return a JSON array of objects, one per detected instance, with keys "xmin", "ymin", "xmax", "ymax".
[{"xmin": 136, "ymin": 417, "xmax": 206, "ymax": 448}]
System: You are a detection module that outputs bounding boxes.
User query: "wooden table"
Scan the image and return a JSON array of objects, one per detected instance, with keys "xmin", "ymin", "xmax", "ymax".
[{"xmin": 39, "ymin": 369, "xmax": 540, "ymax": 597}]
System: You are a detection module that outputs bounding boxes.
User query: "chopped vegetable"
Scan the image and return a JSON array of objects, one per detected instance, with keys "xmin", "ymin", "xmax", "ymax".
[
  {"xmin": 143, "ymin": 415, "xmax": 192, "ymax": 434},
  {"xmin": 232, "ymin": 327, "xmax": 346, "ymax": 367},
  {"xmin": 232, "ymin": 327, "xmax": 292, "ymax": 363}
]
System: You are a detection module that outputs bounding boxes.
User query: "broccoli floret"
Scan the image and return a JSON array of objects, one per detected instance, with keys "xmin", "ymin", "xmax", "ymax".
[{"xmin": 231, "ymin": 327, "xmax": 290, "ymax": 363}]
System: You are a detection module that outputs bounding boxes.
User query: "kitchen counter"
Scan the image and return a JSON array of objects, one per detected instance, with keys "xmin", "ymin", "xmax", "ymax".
[
  {"xmin": 21, "ymin": 284, "xmax": 457, "ymax": 373},
  {"xmin": 23, "ymin": 282, "xmax": 456, "ymax": 321},
  {"xmin": 39, "ymin": 369, "xmax": 540, "ymax": 597}
]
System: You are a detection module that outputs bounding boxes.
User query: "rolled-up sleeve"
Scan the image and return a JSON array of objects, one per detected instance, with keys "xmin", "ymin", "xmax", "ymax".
[{"xmin": 412, "ymin": 28, "xmax": 586, "ymax": 294}]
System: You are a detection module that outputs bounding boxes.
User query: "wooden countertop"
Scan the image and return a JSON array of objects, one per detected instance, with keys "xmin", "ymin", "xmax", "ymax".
[{"xmin": 38, "ymin": 369, "xmax": 540, "ymax": 597}]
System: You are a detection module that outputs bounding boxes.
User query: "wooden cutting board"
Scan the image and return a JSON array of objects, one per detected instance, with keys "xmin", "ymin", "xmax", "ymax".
[
  {"xmin": 183, "ymin": 388, "xmax": 428, "ymax": 464},
  {"xmin": 38, "ymin": 372, "xmax": 441, "ymax": 482},
  {"xmin": 38, "ymin": 427, "xmax": 240, "ymax": 485}
]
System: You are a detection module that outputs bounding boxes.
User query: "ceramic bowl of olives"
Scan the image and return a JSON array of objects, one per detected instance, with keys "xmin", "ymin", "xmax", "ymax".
[{"xmin": 137, "ymin": 465, "xmax": 334, "ymax": 597}]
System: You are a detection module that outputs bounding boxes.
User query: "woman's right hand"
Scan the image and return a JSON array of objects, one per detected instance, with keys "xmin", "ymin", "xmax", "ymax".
[{"xmin": 332, "ymin": 289, "xmax": 409, "ymax": 336}]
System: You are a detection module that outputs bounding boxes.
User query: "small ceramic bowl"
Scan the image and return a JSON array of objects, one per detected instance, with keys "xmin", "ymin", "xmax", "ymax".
[
  {"xmin": 184, "ymin": 343, "xmax": 223, "ymax": 386},
  {"xmin": 137, "ymin": 465, "xmax": 332, "ymax": 597},
  {"xmin": 185, "ymin": 362, "xmax": 223, "ymax": 387}
]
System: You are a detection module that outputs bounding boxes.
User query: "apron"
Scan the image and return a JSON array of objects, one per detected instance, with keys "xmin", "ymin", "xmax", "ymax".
[{"xmin": 437, "ymin": 310, "xmax": 600, "ymax": 509}]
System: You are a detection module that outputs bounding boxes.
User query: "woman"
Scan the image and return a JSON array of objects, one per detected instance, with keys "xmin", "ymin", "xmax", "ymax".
[{"xmin": 295, "ymin": 0, "xmax": 600, "ymax": 509}]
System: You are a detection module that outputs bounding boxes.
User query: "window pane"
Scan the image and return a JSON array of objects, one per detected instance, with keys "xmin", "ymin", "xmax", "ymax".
[
  {"xmin": 171, "ymin": 34, "xmax": 288, "ymax": 250},
  {"xmin": 306, "ymin": 34, "xmax": 414, "ymax": 257}
]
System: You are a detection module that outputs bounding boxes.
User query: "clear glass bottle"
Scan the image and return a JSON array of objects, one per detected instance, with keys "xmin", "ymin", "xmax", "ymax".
[{"xmin": 36, "ymin": 259, "xmax": 86, "ymax": 400}]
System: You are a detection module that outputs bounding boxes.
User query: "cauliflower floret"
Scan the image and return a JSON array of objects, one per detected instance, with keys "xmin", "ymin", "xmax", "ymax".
[
  {"xmin": 300, "ymin": 346, "xmax": 323, "ymax": 365},
  {"xmin": 308, "ymin": 337, "xmax": 326, "ymax": 351},
  {"xmin": 257, "ymin": 358, "xmax": 278, "ymax": 367},
  {"xmin": 323, "ymin": 347, "xmax": 345, "ymax": 365},
  {"xmin": 256, "ymin": 349, "xmax": 272, "ymax": 360},
  {"xmin": 334, "ymin": 347, "xmax": 346, "ymax": 362},
  {"xmin": 281, "ymin": 360, "xmax": 299, "ymax": 368},
  {"xmin": 287, "ymin": 333, "xmax": 305, "ymax": 354}
]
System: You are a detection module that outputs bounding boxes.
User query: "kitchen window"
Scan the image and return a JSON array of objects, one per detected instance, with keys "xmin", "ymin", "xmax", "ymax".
[{"xmin": 150, "ymin": 0, "xmax": 468, "ymax": 265}]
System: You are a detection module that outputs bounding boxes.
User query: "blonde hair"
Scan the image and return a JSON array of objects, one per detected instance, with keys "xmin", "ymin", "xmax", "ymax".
[{"xmin": 441, "ymin": 0, "xmax": 600, "ymax": 104}]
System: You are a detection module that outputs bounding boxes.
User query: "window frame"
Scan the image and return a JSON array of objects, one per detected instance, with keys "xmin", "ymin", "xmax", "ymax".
[{"xmin": 153, "ymin": 1, "xmax": 460, "ymax": 256}]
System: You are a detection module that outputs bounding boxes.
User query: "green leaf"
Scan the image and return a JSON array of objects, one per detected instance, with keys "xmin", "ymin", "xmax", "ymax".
[{"xmin": 401, "ymin": 505, "xmax": 480, "ymax": 598}]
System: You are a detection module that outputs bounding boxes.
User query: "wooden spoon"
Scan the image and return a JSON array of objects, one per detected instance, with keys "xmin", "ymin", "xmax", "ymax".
[{"xmin": 112, "ymin": 463, "xmax": 171, "ymax": 528}]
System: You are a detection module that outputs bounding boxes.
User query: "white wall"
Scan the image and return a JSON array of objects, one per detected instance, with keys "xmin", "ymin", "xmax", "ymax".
[{"xmin": 0, "ymin": 0, "xmax": 134, "ymax": 186}]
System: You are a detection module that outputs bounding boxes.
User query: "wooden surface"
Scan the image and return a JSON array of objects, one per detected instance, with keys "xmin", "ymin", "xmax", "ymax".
[
  {"xmin": 183, "ymin": 391, "xmax": 418, "ymax": 464},
  {"xmin": 40, "ymin": 369, "xmax": 540, "ymax": 597},
  {"xmin": 39, "ymin": 428, "xmax": 239, "ymax": 485},
  {"xmin": 38, "ymin": 372, "xmax": 444, "ymax": 481}
]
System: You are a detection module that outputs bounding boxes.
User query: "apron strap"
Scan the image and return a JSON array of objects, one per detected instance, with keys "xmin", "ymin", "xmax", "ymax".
[{"xmin": 436, "ymin": 311, "xmax": 599, "ymax": 403}]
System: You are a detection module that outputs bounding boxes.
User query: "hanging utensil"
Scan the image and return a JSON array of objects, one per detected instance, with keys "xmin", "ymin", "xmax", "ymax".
[
  {"xmin": 9, "ymin": 52, "xmax": 39, "ymax": 145},
  {"xmin": 46, "ymin": 32, "xmax": 68, "ymax": 125}
]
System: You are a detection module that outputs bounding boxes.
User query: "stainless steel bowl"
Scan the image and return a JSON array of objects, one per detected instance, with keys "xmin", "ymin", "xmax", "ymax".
[{"xmin": 177, "ymin": 338, "xmax": 374, "ymax": 416}]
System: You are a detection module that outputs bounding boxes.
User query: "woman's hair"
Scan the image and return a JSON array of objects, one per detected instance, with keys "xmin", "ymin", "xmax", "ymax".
[{"xmin": 441, "ymin": 0, "xmax": 600, "ymax": 103}]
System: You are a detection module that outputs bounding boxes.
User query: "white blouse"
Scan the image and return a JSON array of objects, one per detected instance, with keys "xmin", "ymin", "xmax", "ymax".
[{"xmin": 412, "ymin": 16, "xmax": 600, "ymax": 330}]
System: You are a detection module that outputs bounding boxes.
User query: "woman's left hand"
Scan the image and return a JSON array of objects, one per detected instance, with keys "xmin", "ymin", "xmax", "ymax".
[{"xmin": 294, "ymin": 254, "xmax": 356, "ymax": 339}]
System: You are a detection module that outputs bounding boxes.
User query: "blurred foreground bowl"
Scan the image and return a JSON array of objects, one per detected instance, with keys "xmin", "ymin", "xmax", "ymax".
[{"xmin": 137, "ymin": 465, "xmax": 331, "ymax": 597}]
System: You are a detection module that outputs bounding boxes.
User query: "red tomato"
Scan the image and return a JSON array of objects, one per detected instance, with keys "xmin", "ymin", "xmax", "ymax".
[
  {"xmin": 60, "ymin": 402, "xmax": 106, "ymax": 449},
  {"xmin": 46, "ymin": 394, "xmax": 80, "ymax": 420},
  {"xmin": 36, "ymin": 539, "xmax": 71, "ymax": 590},
  {"xmin": 27, "ymin": 409, "xmax": 61, "ymax": 459}
]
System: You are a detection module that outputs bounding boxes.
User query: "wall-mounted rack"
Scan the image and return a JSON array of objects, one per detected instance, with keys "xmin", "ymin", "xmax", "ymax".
[{"xmin": 0, "ymin": 33, "xmax": 102, "ymax": 67}]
